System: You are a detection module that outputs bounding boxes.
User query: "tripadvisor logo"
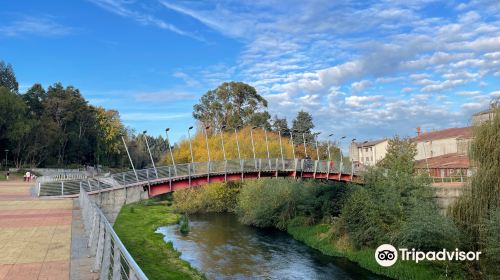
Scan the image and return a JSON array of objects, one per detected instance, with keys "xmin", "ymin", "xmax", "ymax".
[{"xmin": 375, "ymin": 244, "xmax": 482, "ymax": 267}]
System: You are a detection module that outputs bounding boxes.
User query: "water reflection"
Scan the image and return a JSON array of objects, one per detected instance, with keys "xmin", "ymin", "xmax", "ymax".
[{"xmin": 156, "ymin": 213, "xmax": 384, "ymax": 280}]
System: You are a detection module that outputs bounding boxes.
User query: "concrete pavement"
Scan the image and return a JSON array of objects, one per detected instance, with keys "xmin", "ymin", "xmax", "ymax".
[{"xmin": 0, "ymin": 180, "xmax": 72, "ymax": 280}]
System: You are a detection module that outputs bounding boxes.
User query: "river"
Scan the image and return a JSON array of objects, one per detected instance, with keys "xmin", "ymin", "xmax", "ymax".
[{"xmin": 156, "ymin": 213, "xmax": 385, "ymax": 280}]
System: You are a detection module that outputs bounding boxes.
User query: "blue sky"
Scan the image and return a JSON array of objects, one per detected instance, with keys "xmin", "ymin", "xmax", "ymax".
[{"xmin": 1, "ymin": 0, "xmax": 499, "ymax": 150}]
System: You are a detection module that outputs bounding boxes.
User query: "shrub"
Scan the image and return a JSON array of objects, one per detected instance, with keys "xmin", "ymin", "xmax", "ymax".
[{"xmin": 396, "ymin": 203, "xmax": 462, "ymax": 251}]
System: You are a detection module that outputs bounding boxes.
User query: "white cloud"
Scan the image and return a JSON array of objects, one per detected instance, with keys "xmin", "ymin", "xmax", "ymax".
[
  {"xmin": 456, "ymin": 90, "xmax": 481, "ymax": 96},
  {"xmin": 0, "ymin": 16, "xmax": 71, "ymax": 37},
  {"xmin": 173, "ymin": 72, "xmax": 200, "ymax": 87},
  {"xmin": 351, "ymin": 80, "xmax": 372, "ymax": 93},
  {"xmin": 421, "ymin": 79, "xmax": 467, "ymax": 92},
  {"xmin": 345, "ymin": 95, "xmax": 383, "ymax": 107},
  {"xmin": 88, "ymin": 0, "xmax": 204, "ymax": 41},
  {"xmin": 490, "ymin": 91, "xmax": 500, "ymax": 98},
  {"xmin": 461, "ymin": 102, "xmax": 482, "ymax": 110}
]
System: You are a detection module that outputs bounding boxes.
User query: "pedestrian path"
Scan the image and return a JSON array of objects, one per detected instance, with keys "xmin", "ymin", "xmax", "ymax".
[{"xmin": 0, "ymin": 180, "xmax": 72, "ymax": 280}]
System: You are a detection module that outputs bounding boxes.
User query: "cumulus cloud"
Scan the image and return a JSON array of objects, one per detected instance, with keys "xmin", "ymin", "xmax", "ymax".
[{"xmin": 351, "ymin": 80, "xmax": 372, "ymax": 93}]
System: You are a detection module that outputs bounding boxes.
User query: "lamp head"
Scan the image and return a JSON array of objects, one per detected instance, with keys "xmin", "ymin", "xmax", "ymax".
[
  {"xmin": 165, "ymin": 128, "xmax": 170, "ymax": 132},
  {"xmin": 188, "ymin": 126, "xmax": 193, "ymax": 130}
]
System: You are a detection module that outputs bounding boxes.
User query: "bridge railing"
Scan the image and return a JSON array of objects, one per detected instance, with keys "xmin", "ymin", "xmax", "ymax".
[
  {"xmin": 79, "ymin": 187, "xmax": 148, "ymax": 280},
  {"xmin": 38, "ymin": 158, "xmax": 357, "ymax": 196}
]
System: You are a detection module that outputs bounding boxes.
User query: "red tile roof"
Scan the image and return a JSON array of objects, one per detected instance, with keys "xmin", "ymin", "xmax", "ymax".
[
  {"xmin": 416, "ymin": 127, "xmax": 472, "ymax": 142},
  {"xmin": 415, "ymin": 153, "xmax": 469, "ymax": 169}
]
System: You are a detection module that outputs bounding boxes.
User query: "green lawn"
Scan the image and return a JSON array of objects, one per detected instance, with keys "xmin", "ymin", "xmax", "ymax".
[
  {"xmin": 287, "ymin": 224, "xmax": 464, "ymax": 280},
  {"xmin": 113, "ymin": 199, "xmax": 205, "ymax": 280}
]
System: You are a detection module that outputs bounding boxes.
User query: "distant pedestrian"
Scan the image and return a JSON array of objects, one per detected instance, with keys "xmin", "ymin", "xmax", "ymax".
[{"xmin": 5, "ymin": 171, "xmax": 9, "ymax": 180}]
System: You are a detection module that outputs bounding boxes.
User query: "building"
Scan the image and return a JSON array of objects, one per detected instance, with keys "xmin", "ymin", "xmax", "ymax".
[
  {"xmin": 414, "ymin": 127, "xmax": 472, "ymax": 161},
  {"xmin": 472, "ymin": 101, "xmax": 498, "ymax": 125},
  {"xmin": 349, "ymin": 139, "xmax": 388, "ymax": 166},
  {"xmin": 415, "ymin": 153, "xmax": 470, "ymax": 179}
]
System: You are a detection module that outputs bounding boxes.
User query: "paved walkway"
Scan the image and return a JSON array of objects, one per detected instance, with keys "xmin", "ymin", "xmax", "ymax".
[{"xmin": 0, "ymin": 180, "xmax": 72, "ymax": 280}]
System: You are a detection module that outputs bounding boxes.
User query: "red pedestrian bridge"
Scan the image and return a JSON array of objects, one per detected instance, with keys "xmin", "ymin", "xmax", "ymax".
[{"xmin": 37, "ymin": 158, "xmax": 361, "ymax": 197}]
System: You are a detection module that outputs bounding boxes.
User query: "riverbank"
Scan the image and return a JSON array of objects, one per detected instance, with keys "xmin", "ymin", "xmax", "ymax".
[
  {"xmin": 287, "ymin": 224, "xmax": 463, "ymax": 280},
  {"xmin": 113, "ymin": 199, "xmax": 205, "ymax": 280}
]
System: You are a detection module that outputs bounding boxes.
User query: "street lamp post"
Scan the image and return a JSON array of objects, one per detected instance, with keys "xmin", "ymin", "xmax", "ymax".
[
  {"xmin": 250, "ymin": 126, "xmax": 257, "ymax": 167},
  {"xmin": 302, "ymin": 133, "xmax": 308, "ymax": 158},
  {"xmin": 339, "ymin": 136, "xmax": 346, "ymax": 172},
  {"xmin": 315, "ymin": 132, "xmax": 321, "ymax": 161},
  {"xmin": 263, "ymin": 128, "xmax": 271, "ymax": 168},
  {"xmin": 165, "ymin": 128, "xmax": 177, "ymax": 176},
  {"xmin": 234, "ymin": 126, "xmax": 241, "ymax": 161},
  {"xmin": 289, "ymin": 130, "xmax": 296, "ymax": 161},
  {"xmin": 121, "ymin": 136, "xmax": 138, "ymax": 182},
  {"xmin": 187, "ymin": 126, "xmax": 195, "ymax": 165},
  {"xmin": 351, "ymin": 138, "xmax": 356, "ymax": 175},
  {"xmin": 219, "ymin": 125, "xmax": 227, "ymax": 161},
  {"xmin": 278, "ymin": 130, "xmax": 284, "ymax": 168},
  {"xmin": 143, "ymin": 131, "xmax": 158, "ymax": 179},
  {"xmin": 327, "ymin": 134, "xmax": 333, "ymax": 161},
  {"xmin": 4, "ymin": 149, "xmax": 8, "ymax": 170},
  {"xmin": 203, "ymin": 125, "xmax": 211, "ymax": 162}
]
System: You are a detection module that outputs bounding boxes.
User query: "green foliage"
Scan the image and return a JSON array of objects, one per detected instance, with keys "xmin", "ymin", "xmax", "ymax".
[
  {"xmin": 179, "ymin": 215, "xmax": 190, "ymax": 235},
  {"xmin": 271, "ymin": 115, "xmax": 289, "ymax": 137},
  {"xmin": 450, "ymin": 107, "xmax": 499, "ymax": 277},
  {"xmin": 114, "ymin": 201, "xmax": 204, "ymax": 280},
  {"xmin": 173, "ymin": 182, "xmax": 241, "ymax": 214},
  {"xmin": 482, "ymin": 208, "xmax": 500, "ymax": 276},
  {"xmin": 0, "ymin": 61, "xmax": 19, "ymax": 93},
  {"xmin": 288, "ymin": 224, "xmax": 461, "ymax": 280},
  {"xmin": 396, "ymin": 203, "xmax": 462, "ymax": 251},
  {"xmin": 338, "ymin": 135, "xmax": 436, "ymax": 248},
  {"xmin": 378, "ymin": 136, "xmax": 417, "ymax": 174},
  {"xmin": 291, "ymin": 110, "xmax": 315, "ymax": 144},
  {"xmin": 236, "ymin": 179, "xmax": 348, "ymax": 230},
  {"xmin": 192, "ymin": 81, "xmax": 270, "ymax": 129}
]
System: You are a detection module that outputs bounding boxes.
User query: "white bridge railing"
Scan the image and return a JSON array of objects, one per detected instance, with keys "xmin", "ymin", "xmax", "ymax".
[
  {"xmin": 39, "ymin": 158, "xmax": 357, "ymax": 197},
  {"xmin": 80, "ymin": 187, "xmax": 148, "ymax": 280}
]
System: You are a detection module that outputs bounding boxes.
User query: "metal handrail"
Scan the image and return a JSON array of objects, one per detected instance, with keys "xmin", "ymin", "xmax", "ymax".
[
  {"xmin": 79, "ymin": 187, "xmax": 148, "ymax": 280},
  {"xmin": 39, "ymin": 158, "xmax": 357, "ymax": 196}
]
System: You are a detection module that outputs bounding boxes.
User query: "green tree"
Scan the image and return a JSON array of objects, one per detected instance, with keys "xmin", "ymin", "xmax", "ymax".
[
  {"xmin": 193, "ymin": 82, "xmax": 270, "ymax": 129},
  {"xmin": 378, "ymin": 136, "xmax": 417, "ymax": 174},
  {"xmin": 451, "ymin": 106, "xmax": 500, "ymax": 277},
  {"xmin": 0, "ymin": 87, "xmax": 27, "ymax": 167},
  {"xmin": 0, "ymin": 61, "xmax": 19, "ymax": 93},
  {"xmin": 23, "ymin": 83, "xmax": 46, "ymax": 117},
  {"xmin": 272, "ymin": 115, "xmax": 290, "ymax": 137},
  {"xmin": 291, "ymin": 110, "xmax": 315, "ymax": 144}
]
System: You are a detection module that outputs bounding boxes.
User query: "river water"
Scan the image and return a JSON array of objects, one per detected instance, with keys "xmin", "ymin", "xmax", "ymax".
[{"xmin": 156, "ymin": 213, "xmax": 384, "ymax": 280}]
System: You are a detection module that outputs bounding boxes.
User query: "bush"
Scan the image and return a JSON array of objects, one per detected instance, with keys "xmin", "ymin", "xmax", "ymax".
[
  {"xmin": 237, "ymin": 179, "xmax": 301, "ymax": 229},
  {"xmin": 396, "ymin": 203, "xmax": 462, "ymax": 251},
  {"xmin": 172, "ymin": 182, "xmax": 241, "ymax": 214}
]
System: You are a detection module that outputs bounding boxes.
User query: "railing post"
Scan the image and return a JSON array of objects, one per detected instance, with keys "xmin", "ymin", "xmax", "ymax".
[
  {"xmin": 224, "ymin": 160, "xmax": 227, "ymax": 182},
  {"xmin": 168, "ymin": 166, "xmax": 172, "ymax": 192},
  {"xmin": 112, "ymin": 240, "xmax": 121, "ymax": 280},
  {"xmin": 188, "ymin": 163, "xmax": 192, "ymax": 187},
  {"xmin": 93, "ymin": 219, "xmax": 105, "ymax": 272},
  {"xmin": 240, "ymin": 159, "xmax": 244, "ymax": 180},
  {"xmin": 100, "ymin": 228, "xmax": 112, "ymax": 280},
  {"xmin": 313, "ymin": 160, "xmax": 317, "ymax": 178},
  {"xmin": 294, "ymin": 158, "xmax": 298, "ymax": 179},
  {"xmin": 122, "ymin": 173, "xmax": 126, "ymax": 185},
  {"xmin": 207, "ymin": 162, "xmax": 210, "ymax": 184},
  {"xmin": 61, "ymin": 181, "xmax": 64, "ymax": 196},
  {"xmin": 258, "ymin": 159, "xmax": 262, "ymax": 178}
]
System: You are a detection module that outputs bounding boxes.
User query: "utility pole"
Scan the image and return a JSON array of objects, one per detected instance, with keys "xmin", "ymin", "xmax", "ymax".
[
  {"xmin": 234, "ymin": 126, "xmax": 241, "ymax": 161},
  {"xmin": 263, "ymin": 128, "xmax": 271, "ymax": 167},
  {"xmin": 302, "ymin": 133, "xmax": 308, "ymax": 157},
  {"xmin": 250, "ymin": 126, "xmax": 257, "ymax": 167},
  {"xmin": 289, "ymin": 130, "xmax": 296, "ymax": 161},
  {"xmin": 219, "ymin": 125, "xmax": 227, "ymax": 161},
  {"xmin": 187, "ymin": 126, "xmax": 195, "ymax": 164}
]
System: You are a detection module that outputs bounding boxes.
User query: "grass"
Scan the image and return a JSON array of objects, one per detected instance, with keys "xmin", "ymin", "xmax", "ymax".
[
  {"xmin": 287, "ymin": 224, "xmax": 464, "ymax": 280},
  {"xmin": 113, "ymin": 199, "xmax": 205, "ymax": 280}
]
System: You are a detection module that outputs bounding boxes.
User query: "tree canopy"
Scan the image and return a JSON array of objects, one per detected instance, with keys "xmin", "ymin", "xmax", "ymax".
[
  {"xmin": 0, "ymin": 61, "xmax": 18, "ymax": 93},
  {"xmin": 193, "ymin": 82, "xmax": 270, "ymax": 130}
]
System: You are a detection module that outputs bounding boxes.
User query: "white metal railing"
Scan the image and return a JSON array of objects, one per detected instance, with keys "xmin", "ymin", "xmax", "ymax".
[
  {"xmin": 38, "ymin": 158, "xmax": 358, "ymax": 196},
  {"xmin": 79, "ymin": 187, "xmax": 148, "ymax": 280}
]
